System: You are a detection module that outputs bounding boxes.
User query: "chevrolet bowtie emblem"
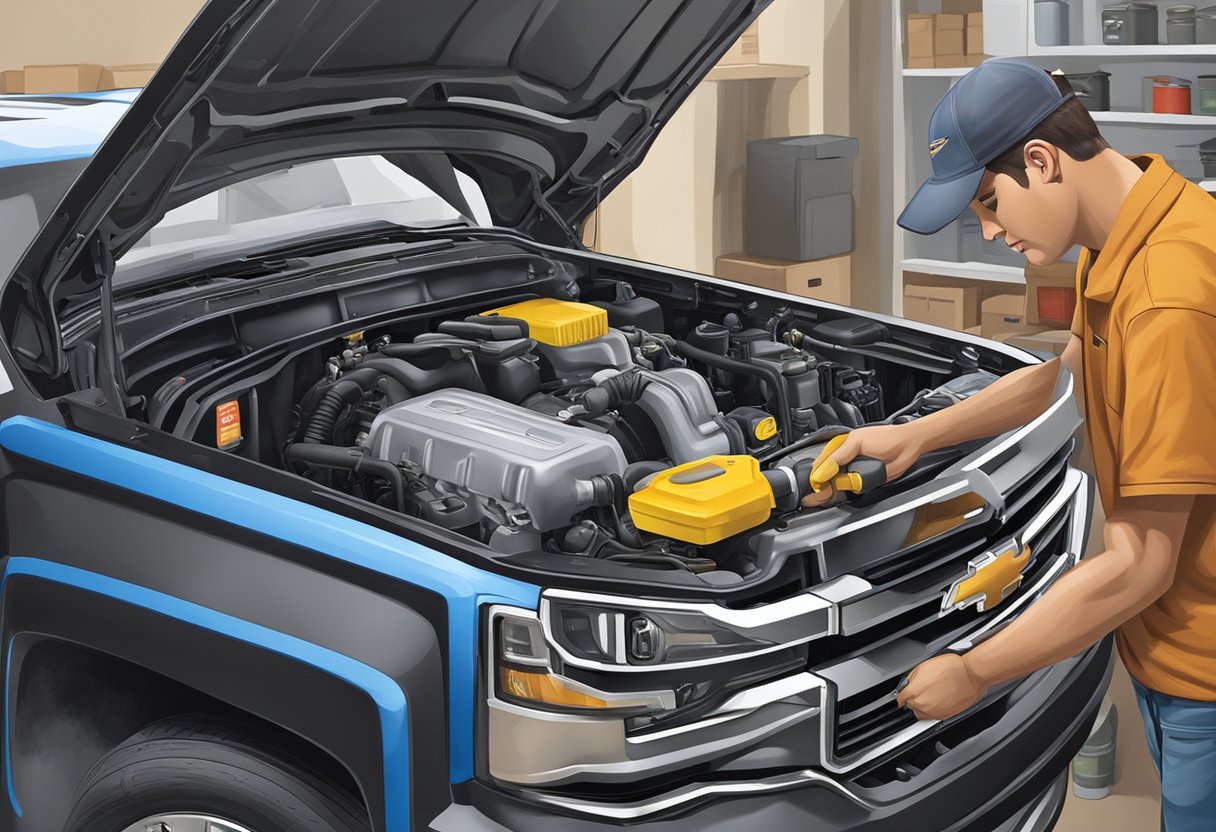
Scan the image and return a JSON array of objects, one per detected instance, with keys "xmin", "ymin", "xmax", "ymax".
[
  {"xmin": 929, "ymin": 137, "xmax": 949, "ymax": 157},
  {"xmin": 943, "ymin": 541, "xmax": 1032, "ymax": 613}
]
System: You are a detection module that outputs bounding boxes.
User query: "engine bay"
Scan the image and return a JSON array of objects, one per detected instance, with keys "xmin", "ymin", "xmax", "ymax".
[{"xmin": 113, "ymin": 250, "xmax": 1012, "ymax": 586}]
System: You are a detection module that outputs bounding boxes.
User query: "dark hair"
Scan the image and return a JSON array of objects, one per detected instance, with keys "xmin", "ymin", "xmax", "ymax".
[{"xmin": 986, "ymin": 72, "xmax": 1109, "ymax": 188}]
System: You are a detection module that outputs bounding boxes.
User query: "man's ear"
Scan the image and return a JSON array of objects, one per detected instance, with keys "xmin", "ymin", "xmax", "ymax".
[{"xmin": 1023, "ymin": 140, "xmax": 1060, "ymax": 184}]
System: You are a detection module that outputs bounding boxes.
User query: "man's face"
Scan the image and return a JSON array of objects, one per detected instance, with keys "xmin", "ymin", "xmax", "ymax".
[{"xmin": 969, "ymin": 163, "xmax": 1077, "ymax": 266}]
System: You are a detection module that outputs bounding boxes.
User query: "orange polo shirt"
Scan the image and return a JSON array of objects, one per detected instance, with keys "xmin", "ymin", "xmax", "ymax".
[{"xmin": 1069, "ymin": 154, "xmax": 1216, "ymax": 699}]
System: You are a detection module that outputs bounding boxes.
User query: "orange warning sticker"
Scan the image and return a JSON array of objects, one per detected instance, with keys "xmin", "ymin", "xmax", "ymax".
[{"xmin": 216, "ymin": 400, "xmax": 242, "ymax": 449}]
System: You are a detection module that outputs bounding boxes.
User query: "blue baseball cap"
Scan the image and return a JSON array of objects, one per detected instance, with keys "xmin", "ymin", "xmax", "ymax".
[{"xmin": 898, "ymin": 59, "xmax": 1075, "ymax": 235}]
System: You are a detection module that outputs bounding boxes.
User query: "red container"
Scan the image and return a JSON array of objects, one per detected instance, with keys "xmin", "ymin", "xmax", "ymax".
[
  {"xmin": 1153, "ymin": 76, "xmax": 1193, "ymax": 114},
  {"xmin": 1038, "ymin": 287, "xmax": 1077, "ymax": 327}
]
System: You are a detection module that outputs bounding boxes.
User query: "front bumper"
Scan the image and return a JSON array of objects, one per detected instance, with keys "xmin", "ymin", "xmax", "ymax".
[{"xmin": 439, "ymin": 635, "xmax": 1111, "ymax": 832}]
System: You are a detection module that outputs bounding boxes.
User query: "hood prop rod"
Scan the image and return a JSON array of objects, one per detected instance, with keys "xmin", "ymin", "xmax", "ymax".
[{"xmin": 90, "ymin": 233, "xmax": 130, "ymax": 416}]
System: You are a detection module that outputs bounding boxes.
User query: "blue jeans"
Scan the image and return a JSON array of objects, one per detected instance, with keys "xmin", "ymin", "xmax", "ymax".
[{"xmin": 1132, "ymin": 678, "xmax": 1216, "ymax": 832}]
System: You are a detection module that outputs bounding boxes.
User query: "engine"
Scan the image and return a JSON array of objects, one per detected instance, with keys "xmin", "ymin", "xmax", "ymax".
[{"xmin": 284, "ymin": 292, "xmax": 996, "ymax": 575}]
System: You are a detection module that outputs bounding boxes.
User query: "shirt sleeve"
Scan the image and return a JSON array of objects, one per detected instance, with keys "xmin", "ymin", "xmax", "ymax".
[{"xmin": 1119, "ymin": 307, "xmax": 1216, "ymax": 497}]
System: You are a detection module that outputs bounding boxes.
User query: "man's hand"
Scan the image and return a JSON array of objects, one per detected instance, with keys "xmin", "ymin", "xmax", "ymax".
[
  {"xmin": 801, "ymin": 423, "xmax": 928, "ymax": 507},
  {"xmin": 895, "ymin": 653, "xmax": 986, "ymax": 721}
]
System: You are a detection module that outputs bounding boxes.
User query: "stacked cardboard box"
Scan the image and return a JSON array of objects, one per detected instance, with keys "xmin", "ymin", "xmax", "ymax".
[
  {"xmin": 966, "ymin": 13, "xmax": 985, "ymax": 66},
  {"xmin": 981, "ymin": 291, "xmax": 1043, "ymax": 340},
  {"xmin": 716, "ymin": 253, "xmax": 851, "ymax": 306},
  {"xmin": 999, "ymin": 329, "xmax": 1071, "ymax": 357},
  {"xmin": 0, "ymin": 70, "xmax": 23, "ymax": 94},
  {"xmin": 24, "ymin": 64, "xmax": 105, "ymax": 94},
  {"xmin": 907, "ymin": 9, "xmax": 985, "ymax": 69},
  {"xmin": 1, "ymin": 62, "xmax": 159, "ymax": 94},
  {"xmin": 719, "ymin": 21, "xmax": 760, "ymax": 66},
  {"xmin": 99, "ymin": 63, "xmax": 158, "ymax": 90},
  {"xmin": 933, "ymin": 14, "xmax": 966, "ymax": 67},
  {"xmin": 902, "ymin": 273, "xmax": 982, "ymax": 330},
  {"xmin": 906, "ymin": 14, "xmax": 935, "ymax": 69}
]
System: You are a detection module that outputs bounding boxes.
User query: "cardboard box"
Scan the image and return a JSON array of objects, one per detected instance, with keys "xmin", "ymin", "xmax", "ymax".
[
  {"xmin": 903, "ymin": 274, "xmax": 981, "ymax": 330},
  {"xmin": 716, "ymin": 253, "xmax": 851, "ymax": 306},
  {"xmin": 1024, "ymin": 261, "xmax": 1078, "ymax": 327},
  {"xmin": 941, "ymin": 0, "xmax": 983, "ymax": 13},
  {"xmin": 999, "ymin": 329, "xmax": 1070, "ymax": 357},
  {"xmin": 719, "ymin": 21, "xmax": 760, "ymax": 65},
  {"xmin": 981, "ymin": 292, "xmax": 1035, "ymax": 339},
  {"xmin": 960, "ymin": 53, "xmax": 985, "ymax": 67},
  {"xmin": 907, "ymin": 56, "xmax": 935, "ymax": 69},
  {"xmin": 935, "ymin": 55, "xmax": 969, "ymax": 68},
  {"xmin": 935, "ymin": 13, "xmax": 966, "ymax": 32},
  {"xmin": 907, "ymin": 14, "xmax": 935, "ymax": 61},
  {"xmin": 963, "ymin": 325, "xmax": 983, "ymax": 336},
  {"xmin": 967, "ymin": 24, "xmax": 984, "ymax": 55},
  {"xmin": 99, "ymin": 63, "xmax": 158, "ymax": 90},
  {"xmin": 0, "ymin": 70, "xmax": 24, "ymax": 94},
  {"xmin": 24, "ymin": 64, "xmax": 104, "ymax": 94}
]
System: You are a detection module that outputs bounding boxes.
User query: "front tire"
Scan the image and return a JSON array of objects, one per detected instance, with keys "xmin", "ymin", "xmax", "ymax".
[{"xmin": 63, "ymin": 716, "xmax": 371, "ymax": 832}]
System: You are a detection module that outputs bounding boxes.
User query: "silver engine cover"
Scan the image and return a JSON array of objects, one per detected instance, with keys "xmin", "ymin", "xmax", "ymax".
[{"xmin": 365, "ymin": 389, "xmax": 626, "ymax": 532}]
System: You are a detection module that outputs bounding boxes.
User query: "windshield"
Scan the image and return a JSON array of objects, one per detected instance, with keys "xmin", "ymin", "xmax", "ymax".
[
  {"xmin": 115, "ymin": 155, "xmax": 492, "ymax": 284},
  {"xmin": 0, "ymin": 157, "xmax": 89, "ymax": 284}
]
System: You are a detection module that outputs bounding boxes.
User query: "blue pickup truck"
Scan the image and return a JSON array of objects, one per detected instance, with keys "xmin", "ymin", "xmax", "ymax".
[{"xmin": 0, "ymin": 2, "xmax": 1109, "ymax": 831}]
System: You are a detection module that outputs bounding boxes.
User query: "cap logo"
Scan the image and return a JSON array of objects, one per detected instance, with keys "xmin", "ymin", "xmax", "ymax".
[{"xmin": 929, "ymin": 137, "xmax": 949, "ymax": 158}]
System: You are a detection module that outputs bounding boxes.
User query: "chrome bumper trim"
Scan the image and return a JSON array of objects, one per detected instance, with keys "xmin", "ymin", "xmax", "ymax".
[{"xmin": 522, "ymin": 767, "xmax": 876, "ymax": 820}]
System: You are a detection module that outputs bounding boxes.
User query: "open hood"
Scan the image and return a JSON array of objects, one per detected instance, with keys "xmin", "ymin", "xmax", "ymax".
[{"xmin": 4, "ymin": 0, "xmax": 770, "ymax": 380}]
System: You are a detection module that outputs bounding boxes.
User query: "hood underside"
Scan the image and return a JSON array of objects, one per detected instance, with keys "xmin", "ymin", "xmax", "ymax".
[{"xmin": 4, "ymin": 0, "xmax": 769, "ymax": 380}]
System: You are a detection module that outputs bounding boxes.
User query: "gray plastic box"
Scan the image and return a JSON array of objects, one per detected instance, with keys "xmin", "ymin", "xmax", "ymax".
[{"xmin": 744, "ymin": 134, "xmax": 859, "ymax": 261}]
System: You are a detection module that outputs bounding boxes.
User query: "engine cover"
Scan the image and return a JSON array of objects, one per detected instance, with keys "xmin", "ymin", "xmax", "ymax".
[{"xmin": 365, "ymin": 389, "xmax": 627, "ymax": 532}]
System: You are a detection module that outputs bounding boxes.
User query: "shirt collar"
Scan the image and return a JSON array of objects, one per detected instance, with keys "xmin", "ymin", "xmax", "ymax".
[{"xmin": 1084, "ymin": 154, "xmax": 1186, "ymax": 303}]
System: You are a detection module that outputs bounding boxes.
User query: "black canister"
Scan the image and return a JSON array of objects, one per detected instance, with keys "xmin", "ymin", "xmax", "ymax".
[
  {"xmin": 1103, "ymin": 2, "xmax": 1160, "ymax": 44},
  {"xmin": 687, "ymin": 321, "xmax": 731, "ymax": 355},
  {"xmin": 1065, "ymin": 71, "xmax": 1112, "ymax": 111}
]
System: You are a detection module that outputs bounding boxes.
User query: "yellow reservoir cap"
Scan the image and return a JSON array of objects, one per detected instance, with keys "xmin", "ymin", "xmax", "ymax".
[
  {"xmin": 479, "ymin": 298, "xmax": 608, "ymax": 347},
  {"xmin": 628, "ymin": 455, "xmax": 776, "ymax": 545},
  {"xmin": 754, "ymin": 416, "xmax": 778, "ymax": 441}
]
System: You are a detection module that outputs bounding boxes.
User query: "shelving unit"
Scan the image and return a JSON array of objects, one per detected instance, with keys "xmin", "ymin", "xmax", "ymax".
[
  {"xmin": 705, "ymin": 63, "xmax": 810, "ymax": 81},
  {"xmin": 891, "ymin": 0, "xmax": 1216, "ymax": 316},
  {"xmin": 901, "ymin": 257, "xmax": 1025, "ymax": 283},
  {"xmin": 1092, "ymin": 111, "xmax": 1216, "ymax": 126}
]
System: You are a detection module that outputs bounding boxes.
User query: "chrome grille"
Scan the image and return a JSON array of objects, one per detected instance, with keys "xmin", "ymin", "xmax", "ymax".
[{"xmin": 826, "ymin": 506, "xmax": 1074, "ymax": 759}]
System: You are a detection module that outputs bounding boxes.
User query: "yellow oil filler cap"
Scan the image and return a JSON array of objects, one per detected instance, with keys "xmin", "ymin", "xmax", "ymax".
[
  {"xmin": 628, "ymin": 456, "xmax": 776, "ymax": 545},
  {"xmin": 479, "ymin": 298, "xmax": 608, "ymax": 347}
]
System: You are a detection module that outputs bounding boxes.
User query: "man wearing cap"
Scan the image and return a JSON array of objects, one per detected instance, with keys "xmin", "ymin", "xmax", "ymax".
[{"xmin": 802, "ymin": 58, "xmax": 1216, "ymax": 829}]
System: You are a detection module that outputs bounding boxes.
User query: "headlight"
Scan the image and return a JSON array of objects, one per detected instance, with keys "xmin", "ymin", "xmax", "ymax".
[
  {"xmin": 542, "ymin": 590, "xmax": 835, "ymax": 670},
  {"xmin": 491, "ymin": 609, "xmax": 674, "ymax": 713}
]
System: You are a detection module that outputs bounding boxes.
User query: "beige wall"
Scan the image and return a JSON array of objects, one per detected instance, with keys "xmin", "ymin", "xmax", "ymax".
[
  {"xmin": 0, "ymin": 0, "xmax": 204, "ymax": 69},
  {"xmin": 584, "ymin": 0, "xmax": 883, "ymax": 306}
]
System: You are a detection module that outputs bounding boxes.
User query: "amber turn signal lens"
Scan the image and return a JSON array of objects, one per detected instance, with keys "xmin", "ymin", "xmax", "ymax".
[{"xmin": 499, "ymin": 667, "xmax": 609, "ymax": 709}]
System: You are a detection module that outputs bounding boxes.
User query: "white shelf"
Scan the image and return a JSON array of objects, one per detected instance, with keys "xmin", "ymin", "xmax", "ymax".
[
  {"xmin": 902, "ymin": 258, "xmax": 1026, "ymax": 284},
  {"xmin": 902, "ymin": 67, "xmax": 971, "ymax": 78},
  {"xmin": 1091, "ymin": 111, "xmax": 1216, "ymax": 126},
  {"xmin": 1201, "ymin": 179, "xmax": 1216, "ymax": 193},
  {"xmin": 705, "ymin": 63, "xmax": 809, "ymax": 82},
  {"xmin": 1028, "ymin": 44, "xmax": 1216, "ymax": 59}
]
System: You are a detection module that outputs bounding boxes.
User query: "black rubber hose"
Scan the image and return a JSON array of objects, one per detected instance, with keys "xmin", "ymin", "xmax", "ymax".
[
  {"xmin": 581, "ymin": 370, "xmax": 651, "ymax": 416},
  {"xmin": 284, "ymin": 443, "xmax": 406, "ymax": 513},
  {"xmin": 368, "ymin": 350, "xmax": 485, "ymax": 394},
  {"xmin": 302, "ymin": 377, "xmax": 372, "ymax": 444},
  {"xmin": 669, "ymin": 339, "xmax": 793, "ymax": 445}
]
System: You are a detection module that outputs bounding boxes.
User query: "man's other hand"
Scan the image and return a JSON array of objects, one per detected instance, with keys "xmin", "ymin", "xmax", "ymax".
[{"xmin": 800, "ymin": 423, "xmax": 928, "ymax": 507}]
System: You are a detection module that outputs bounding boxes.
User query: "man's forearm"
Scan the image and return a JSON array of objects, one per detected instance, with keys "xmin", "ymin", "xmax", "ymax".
[
  {"xmin": 911, "ymin": 359, "xmax": 1061, "ymax": 454},
  {"xmin": 960, "ymin": 546, "xmax": 1147, "ymax": 688}
]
